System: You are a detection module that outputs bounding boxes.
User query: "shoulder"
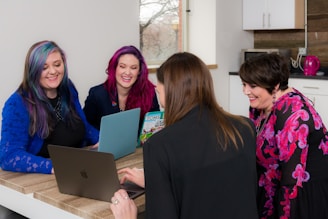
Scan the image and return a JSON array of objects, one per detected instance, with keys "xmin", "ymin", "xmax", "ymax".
[
  {"xmin": 2, "ymin": 92, "xmax": 29, "ymax": 120},
  {"xmin": 88, "ymin": 84, "xmax": 107, "ymax": 94},
  {"xmin": 85, "ymin": 84, "xmax": 111, "ymax": 103},
  {"xmin": 3, "ymin": 92, "xmax": 26, "ymax": 110},
  {"xmin": 235, "ymin": 115, "xmax": 254, "ymax": 128},
  {"xmin": 275, "ymin": 89, "xmax": 308, "ymax": 113},
  {"xmin": 233, "ymin": 116, "xmax": 256, "ymax": 137}
]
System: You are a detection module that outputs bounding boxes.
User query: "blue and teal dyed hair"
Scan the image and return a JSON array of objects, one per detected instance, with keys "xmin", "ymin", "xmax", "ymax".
[{"xmin": 18, "ymin": 40, "xmax": 79, "ymax": 138}]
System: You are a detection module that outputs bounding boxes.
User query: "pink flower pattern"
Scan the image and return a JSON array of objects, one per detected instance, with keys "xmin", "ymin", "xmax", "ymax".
[{"xmin": 251, "ymin": 89, "xmax": 328, "ymax": 219}]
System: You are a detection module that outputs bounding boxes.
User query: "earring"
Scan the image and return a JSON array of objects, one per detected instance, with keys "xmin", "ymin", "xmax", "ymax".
[{"xmin": 272, "ymin": 91, "xmax": 276, "ymax": 104}]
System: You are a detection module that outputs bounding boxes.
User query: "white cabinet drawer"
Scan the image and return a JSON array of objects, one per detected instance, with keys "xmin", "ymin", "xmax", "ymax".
[
  {"xmin": 289, "ymin": 79, "xmax": 328, "ymax": 96},
  {"xmin": 289, "ymin": 78, "xmax": 328, "ymax": 125}
]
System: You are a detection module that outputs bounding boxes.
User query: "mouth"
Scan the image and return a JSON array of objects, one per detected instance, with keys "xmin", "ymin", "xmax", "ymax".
[
  {"xmin": 121, "ymin": 75, "xmax": 132, "ymax": 83},
  {"xmin": 47, "ymin": 74, "xmax": 59, "ymax": 81},
  {"xmin": 248, "ymin": 96, "xmax": 257, "ymax": 102}
]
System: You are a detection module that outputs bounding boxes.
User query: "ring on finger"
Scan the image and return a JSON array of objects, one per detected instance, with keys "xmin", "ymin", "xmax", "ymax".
[{"xmin": 113, "ymin": 199, "xmax": 119, "ymax": 205}]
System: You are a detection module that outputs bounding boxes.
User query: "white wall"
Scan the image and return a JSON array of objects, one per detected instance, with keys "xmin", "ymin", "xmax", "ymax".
[
  {"xmin": 213, "ymin": 0, "xmax": 253, "ymax": 111},
  {"xmin": 0, "ymin": 0, "xmax": 254, "ymax": 131},
  {"xmin": 188, "ymin": 0, "xmax": 216, "ymax": 64},
  {"xmin": 0, "ymin": 0, "xmax": 139, "ymax": 132}
]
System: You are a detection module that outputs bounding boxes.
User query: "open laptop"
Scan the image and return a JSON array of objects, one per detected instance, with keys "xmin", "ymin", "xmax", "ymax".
[
  {"xmin": 48, "ymin": 144, "xmax": 144, "ymax": 202},
  {"xmin": 98, "ymin": 108, "xmax": 140, "ymax": 159}
]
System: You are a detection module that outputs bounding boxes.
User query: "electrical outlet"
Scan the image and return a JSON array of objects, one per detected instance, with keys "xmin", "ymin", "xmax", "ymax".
[{"xmin": 299, "ymin": 47, "xmax": 307, "ymax": 56}]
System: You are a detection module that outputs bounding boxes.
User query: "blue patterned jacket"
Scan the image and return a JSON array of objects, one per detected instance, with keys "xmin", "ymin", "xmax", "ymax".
[{"xmin": 0, "ymin": 85, "xmax": 99, "ymax": 174}]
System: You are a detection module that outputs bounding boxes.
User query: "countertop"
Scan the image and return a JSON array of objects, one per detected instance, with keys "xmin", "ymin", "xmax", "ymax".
[{"xmin": 229, "ymin": 71, "xmax": 328, "ymax": 80}]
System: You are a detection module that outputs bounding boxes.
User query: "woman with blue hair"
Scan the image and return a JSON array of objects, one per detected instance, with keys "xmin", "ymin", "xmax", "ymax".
[{"xmin": 0, "ymin": 40, "xmax": 99, "ymax": 174}]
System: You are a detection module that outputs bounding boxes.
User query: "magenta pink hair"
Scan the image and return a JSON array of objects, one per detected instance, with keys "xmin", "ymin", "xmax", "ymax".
[{"xmin": 104, "ymin": 45, "xmax": 156, "ymax": 117}]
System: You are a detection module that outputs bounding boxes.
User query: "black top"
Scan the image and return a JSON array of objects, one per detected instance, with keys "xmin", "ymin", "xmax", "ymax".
[
  {"xmin": 143, "ymin": 106, "xmax": 259, "ymax": 219},
  {"xmin": 37, "ymin": 96, "xmax": 85, "ymax": 158},
  {"xmin": 83, "ymin": 84, "xmax": 160, "ymax": 131}
]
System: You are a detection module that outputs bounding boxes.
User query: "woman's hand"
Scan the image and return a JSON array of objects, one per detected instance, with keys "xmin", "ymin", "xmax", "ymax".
[
  {"xmin": 109, "ymin": 189, "xmax": 137, "ymax": 219},
  {"xmin": 83, "ymin": 142, "xmax": 99, "ymax": 150},
  {"xmin": 118, "ymin": 167, "xmax": 145, "ymax": 188}
]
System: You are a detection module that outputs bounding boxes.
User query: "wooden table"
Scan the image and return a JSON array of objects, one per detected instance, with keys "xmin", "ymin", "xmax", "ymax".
[{"xmin": 0, "ymin": 148, "xmax": 144, "ymax": 219}]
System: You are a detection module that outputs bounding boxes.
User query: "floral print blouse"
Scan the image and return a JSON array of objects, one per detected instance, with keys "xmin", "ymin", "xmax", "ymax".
[{"xmin": 250, "ymin": 88, "xmax": 328, "ymax": 219}]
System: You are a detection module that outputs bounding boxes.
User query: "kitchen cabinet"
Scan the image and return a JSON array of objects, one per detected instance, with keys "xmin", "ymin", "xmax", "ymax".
[
  {"xmin": 289, "ymin": 78, "xmax": 328, "ymax": 126},
  {"xmin": 229, "ymin": 75, "xmax": 249, "ymax": 117},
  {"xmin": 243, "ymin": 0, "xmax": 305, "ymax": 30}
]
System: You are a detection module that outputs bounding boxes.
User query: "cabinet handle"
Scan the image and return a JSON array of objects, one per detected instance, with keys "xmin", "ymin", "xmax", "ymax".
[
  {"xmin": 268, "ymin": 13, "xmax": 271, "ymax": 28},
  {"xmin": 262, "ymin": 13, "xmax": 265, "ymax": 28},
  {"xmin": 303, "ymin": 86, "xmax": 319, "ymax": 89}
]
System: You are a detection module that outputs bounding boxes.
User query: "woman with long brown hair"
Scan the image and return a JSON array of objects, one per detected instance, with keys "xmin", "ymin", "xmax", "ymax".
[{"xmin": 110, "ymin": 52, "xmax": 258, "ymax": 219}]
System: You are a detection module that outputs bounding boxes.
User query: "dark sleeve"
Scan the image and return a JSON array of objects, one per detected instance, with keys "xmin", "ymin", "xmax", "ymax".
[
  {"xmin": 143, "ymin": 137, "xmax": 179, "ymax": 219},
  {"xmin": 150, "ymin": 91, "xmax": 160, "ymax": 112},
  {"xmin": 70, "ymin": 86, "xmax": 99, "ymax": 145},
  {"xmin": 273, "ymin": 95, "xmax": 315, "ymax": 210},
  {"xmin": 83, "ymin": 86, "xmax": 103, "ymax": 130}
]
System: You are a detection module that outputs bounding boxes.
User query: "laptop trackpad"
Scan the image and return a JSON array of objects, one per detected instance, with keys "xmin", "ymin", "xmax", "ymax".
[{"xmin": 121, "ymin": 182, "xmax": 145, "ymax": 199}]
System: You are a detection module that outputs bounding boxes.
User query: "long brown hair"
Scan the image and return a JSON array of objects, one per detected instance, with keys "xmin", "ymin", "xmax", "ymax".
[{"xmin": 156, "ymin": 52, "xmax": 253, "ymax": 150}]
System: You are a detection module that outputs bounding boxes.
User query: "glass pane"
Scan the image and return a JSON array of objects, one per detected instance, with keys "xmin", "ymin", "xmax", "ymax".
[{"xmin": 140, "ymin": 0, "xmax": 183, "ymax": 65}]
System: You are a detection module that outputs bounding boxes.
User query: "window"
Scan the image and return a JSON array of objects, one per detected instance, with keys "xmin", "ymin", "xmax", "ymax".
[{"xmin": 139, "ymin": 0, "xmax": 185, "ymax": 65}]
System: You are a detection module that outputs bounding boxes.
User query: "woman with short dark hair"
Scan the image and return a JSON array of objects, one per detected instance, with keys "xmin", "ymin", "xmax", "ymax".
[{"xmin": 240, "ymin": 53, "xmax": 328, "ymax": 219}]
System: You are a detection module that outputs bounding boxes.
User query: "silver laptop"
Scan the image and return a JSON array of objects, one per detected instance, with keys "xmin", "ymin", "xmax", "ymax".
[
  {"xmin": 98, "ymin": 108, "xmax": 141, "ymax": 159},
  {"xmin": 48, "ymin": 144, "xmax": 144, "ymax": 202}
]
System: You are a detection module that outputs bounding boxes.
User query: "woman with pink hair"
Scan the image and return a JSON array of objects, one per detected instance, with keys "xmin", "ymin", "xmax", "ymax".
[{"xmin": 84, "ymin": 45, "xmax": 159, "ymax": 131}]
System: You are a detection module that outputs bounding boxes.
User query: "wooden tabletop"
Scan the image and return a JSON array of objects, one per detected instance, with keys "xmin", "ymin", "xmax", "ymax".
[
  {"xmin": 0, "ymin": 169, "xmax": 56, "ymax": 194},
  {"xmin": 0, "ymin": 147, "xmax": 144, "ymax": 219}
]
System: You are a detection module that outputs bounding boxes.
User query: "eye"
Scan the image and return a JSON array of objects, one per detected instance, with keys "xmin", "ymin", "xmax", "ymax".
[
  {"xmin": 53, "ymin": 61, "xmax": 62, "ymax": 67},
  {"xmin": 242, "ymin": 82, "xmax": 257, "ymax": 89}
]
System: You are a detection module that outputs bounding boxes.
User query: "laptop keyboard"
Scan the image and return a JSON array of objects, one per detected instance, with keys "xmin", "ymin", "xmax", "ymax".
[{"xmin": 127, "ymin": 190, "xmax": 137, "ymax": 197}]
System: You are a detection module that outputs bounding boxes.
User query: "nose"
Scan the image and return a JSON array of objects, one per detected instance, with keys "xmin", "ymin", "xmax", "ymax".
[
  {"xmin": 48, "ymin": 66, "xmax": 56, "ymax": 74},
  {"xmin": 243, "ymin": 85, "xmax": 251, "ymax": 95},
  {"xmin": 123, "ymin": 69, "xmax": 132, "ymax": 76}
]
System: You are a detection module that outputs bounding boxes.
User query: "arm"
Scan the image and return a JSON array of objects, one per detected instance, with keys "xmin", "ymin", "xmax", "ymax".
[
  {"xmin": 150, "ymin": 90, "xmax": 160, "ymax": 111},
  {"xmin": 83, "ymin": 88, "xmax": 100, "ymax": 129},
  {"xmin": 83, "ymin": 85, "xmax": 108, "ymax": 130},
  {"xmin": 70, "ymin": 85, "xmax": 99, "ymax": 146},
  {"xmin": 274, "ymin": 95, "xmax": 317, "ymax": 215},
  {"xmin": 0, "ymin": 93, "xmax": 52, "ymax": 173},
  {"xmin": 143, "ymin": 139, "xmax": 179, "ymax": 219}
]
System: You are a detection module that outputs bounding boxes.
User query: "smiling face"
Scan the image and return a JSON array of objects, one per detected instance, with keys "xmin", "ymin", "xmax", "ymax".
[
  {"xmin": 242, "ymin": 82, "xmax": 273, "ymax": 112},
  {"xmin": 39, "ymin": 51, "xmax": 64, "ymax": 98},
  {"xmin": 115, "ymin": 54, "xmax": 140, "ymax": 92}
]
